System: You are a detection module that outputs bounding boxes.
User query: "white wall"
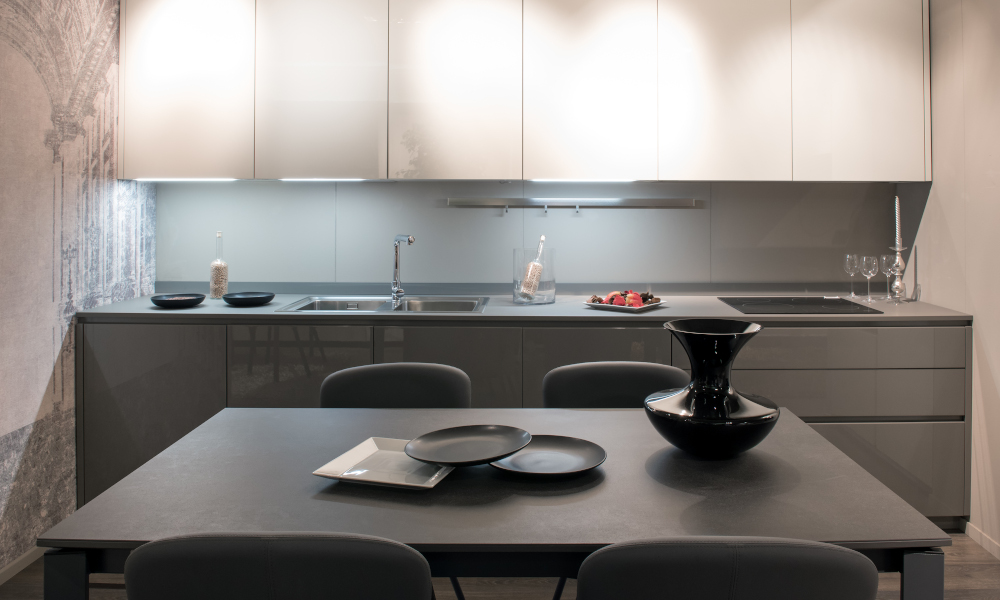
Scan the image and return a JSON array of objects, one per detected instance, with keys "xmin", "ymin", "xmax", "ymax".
[
  {"xmin": 909, "ymin": 0, "xmax": 1000, "ymax": 558},
  {"xmin": 156, "ymin": 180, "xmax": 898, "ymax": 286}
]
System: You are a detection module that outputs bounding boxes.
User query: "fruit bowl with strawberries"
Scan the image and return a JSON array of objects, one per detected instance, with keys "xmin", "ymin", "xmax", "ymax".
[{"xmin": 584, "ymin": 290, "xmax": 664, "ymax": 312}]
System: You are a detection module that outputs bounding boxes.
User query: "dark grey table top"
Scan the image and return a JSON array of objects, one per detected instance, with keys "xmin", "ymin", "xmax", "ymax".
[
  {"xmin": 75, "ymin": 293, "xmax": 971, "ymax": 326},
  {"xmin": 39, "ymin": 408, "xmax": 949, "ymax": 552}
]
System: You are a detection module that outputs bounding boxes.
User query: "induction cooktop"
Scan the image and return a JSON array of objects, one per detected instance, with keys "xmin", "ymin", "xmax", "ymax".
[{"xmin": 719, "ymin": 297, "xmax": 883, "ymax": 315}]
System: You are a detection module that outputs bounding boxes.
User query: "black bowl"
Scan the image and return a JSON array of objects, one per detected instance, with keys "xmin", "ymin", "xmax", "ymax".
[
  {"xmin": 150, "ymin": 293, "xmax": 206, "ymax": 309},
  {"xmin": 645, "ymin": 390, "xmax": 779, "ymax": 459},
  {"xmin": 223, "ymin": 292, "xmax": 275, "ymax": 307}
]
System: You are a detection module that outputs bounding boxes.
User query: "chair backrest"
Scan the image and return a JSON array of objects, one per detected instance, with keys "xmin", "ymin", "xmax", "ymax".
[
  {"xmin": 576, "ymin": 536, "xmax": 878, "ymax": 600},
  {"xmin": 124, "ymin": 532, "xmax": 433, "ymax": 600},
  {"xmin": 542, "ymin": 361, "xmax": 689, "ymax": 408},
  {"xmin": 320, "ymin": 362, "xmax": 472, "ymax": 408}
]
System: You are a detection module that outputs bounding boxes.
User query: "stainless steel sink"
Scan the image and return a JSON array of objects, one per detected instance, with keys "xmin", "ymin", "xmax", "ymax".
[
  {"xmin": 392, "ymin": 296, "xmax": 489, "ymax": 313},
  {"xmin": 276, "ymin": 295, "xmax": 489, "ymax": 313},
  {"xmin": 277, "ymin": 296, "xmax": 391, "ymax": 313}
]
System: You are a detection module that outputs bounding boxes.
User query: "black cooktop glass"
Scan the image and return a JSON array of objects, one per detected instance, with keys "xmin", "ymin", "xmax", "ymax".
[{"xmin": 719, "ymin": 297, "xmax": 883, "ymax": 315}]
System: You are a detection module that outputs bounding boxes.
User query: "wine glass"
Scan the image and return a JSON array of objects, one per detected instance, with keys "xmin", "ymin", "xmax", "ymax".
[
  {"xmin": 843, "ymin": 254, "xmax": 860, "ymax": 298},
  {"xmin": 880, "ymin": 255, "xmax": 894, "ymax": 300},
  {"xmin": 860, "ymin": 256, "xmax": 879, "ymax": 303}
]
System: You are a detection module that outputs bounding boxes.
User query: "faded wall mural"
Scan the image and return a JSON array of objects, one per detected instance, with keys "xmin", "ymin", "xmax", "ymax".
[{"xmin": 0, "ymin": 0, "xmax": 155, "ymax": 568}]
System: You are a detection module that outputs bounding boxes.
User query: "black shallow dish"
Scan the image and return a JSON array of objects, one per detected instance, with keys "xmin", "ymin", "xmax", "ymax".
[
  {"xmin": 150, "ymin": 293, "xmax": 205, "ymax": 309},
  {"xmin": 490, "ymin": 435, "xmax": 606, "ymax": 476},
  {"xmin": 405, "ymin": 425, "xmax": 532, "ymax": 467},
  {"xmin": 223, "ymin": 292, "xmax": 275, "ymax": 307}
]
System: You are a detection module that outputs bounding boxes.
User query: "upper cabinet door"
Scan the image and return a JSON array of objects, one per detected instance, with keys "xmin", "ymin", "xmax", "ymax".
[
  {"xmin": 524, "ymin": 0, "xmax": 657, "ymax": 181},
  {"xmin": 122, "ymin": 0, "xmax": 255, "ymax": 179},
  {"xmin": 792, "ymin": 0, "xmax": 927, "ymax": 182},
  {"xmin": 256, "ymin": 0, "xmax": 388, "ymax": 180},
  {"xmin": 658, "ymin": 0, "xmax": 792, "ymax": 181},
  {"xmin": 389, "ymin": 0, "xmax": 522, "ymax": 180}
]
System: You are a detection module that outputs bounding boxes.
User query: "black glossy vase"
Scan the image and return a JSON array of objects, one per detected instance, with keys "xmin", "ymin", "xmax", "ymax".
[{"xmin": 645, "ymin": 319, "xmax": 779, "ymax": 459}]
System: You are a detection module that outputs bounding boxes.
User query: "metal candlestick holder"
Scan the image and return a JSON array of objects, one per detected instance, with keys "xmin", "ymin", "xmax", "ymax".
[{"xmin": 888, "ymin": 244, "xmax": 908, "ymax": 303}]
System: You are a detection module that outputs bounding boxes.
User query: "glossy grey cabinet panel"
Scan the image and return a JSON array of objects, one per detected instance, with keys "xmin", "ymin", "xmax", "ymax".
[
  {"xmin": 523, "ymin": 328, "xmax": 673, "ymax": 408},
  {"xmin": 876, "ymin": 327, "xmax": 967, "ymax": 368},
  {"xmin": 82, "ymin": 324, "xmax": 226, "ymax": 503},
  {"xmin": 733, "ymin": 370, "xmax": 875, "ymax": 417},
  {"xmin": 374, "ymin": 326, "xmax": 522, "ymax": 408},
  {"xmin": 228, "ymin": 325, "xmax": 373, "ymax": 408},
  {"xmin": 733, "ymin": 369, "xmax": 965, "ymax": 417},
  {"xmin": 811, "ymin": 422, "xmax": 965, "ymax": 517},
  {"xmin": 673, "ymin": 327, "xmax": 966, "ymax": 370},
  {"xmin": 672, "ymin": 327, "xmax": 876, "ymax": 370},
  {"xmin": 876, "ymin": 369, "xmax": 966, "ymax": 416}
]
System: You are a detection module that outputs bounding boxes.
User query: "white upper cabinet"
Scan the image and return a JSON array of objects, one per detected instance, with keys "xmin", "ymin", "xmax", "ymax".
[
  {"xmin": 389, "ymin": 0, "xmax": 522, "ymax": 180},
  {"xmin": 658, "ymin": 0, "xmax": 792, "ymax": 181},
  {"xmin": 256, "ymin": 0, "xmax": 388, "ymax": 180},
  {"xmin": 792, "ymin": 0, "xmax": 928, "ymax": 181},
  {"xmin": 523, "ymin": 0, "xmax": 657, "ymax": 181},
  {"xmin": 122, "ymin": 0, "xmax": 255, "ymax": 179}
]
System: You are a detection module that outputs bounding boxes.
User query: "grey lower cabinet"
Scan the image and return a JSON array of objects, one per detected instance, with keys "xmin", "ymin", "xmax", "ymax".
[
  {"xmin": 374, "ymin": 326, "xmax": 522, "ymax": 408},
  {"xmin": 522, "ymin": 327, "xmax": 673, "ymax": 408},
  {"xmin": 228, "ymin": 325, "xmax": 373, "ymax": 408},
  {"xmin": 78, "ymin": 319, "xmax": 971, "ymax": 519},
  {"xmin": 811, "ymin": 422, "xmax": 966, "ymax": 517},
  {"xmin": 81, "ymin": 324, "xmax": 227, "ymax": 504}
]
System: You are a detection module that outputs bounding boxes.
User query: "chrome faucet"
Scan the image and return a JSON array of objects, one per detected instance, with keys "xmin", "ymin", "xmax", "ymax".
[{"xmin": 392, "ymin": 235, "xmax": 414, "ymax": 306}]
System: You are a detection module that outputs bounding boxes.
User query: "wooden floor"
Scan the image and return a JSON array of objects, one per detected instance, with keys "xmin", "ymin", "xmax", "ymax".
[{"xmin": 1, "ymin": 534, "xmax": 997, "ymax": 599}]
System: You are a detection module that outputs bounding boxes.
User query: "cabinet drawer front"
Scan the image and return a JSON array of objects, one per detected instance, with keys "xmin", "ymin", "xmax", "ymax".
[
  {"xmin": 733, "ymin": 369, "xmax": 965, "ymax": 418},
  {"xmin": 523, "ymin": 328, "xmax": 672, "ymax": 408},
  {"xmin": 876, "ymin": 327, "xmax": 966, "ymax": 368},
  {"xmin": 375, "ymin": 326, "xmax": 522, "ymax": 408},
  {"xmin": 672, "ymin": 327, "xmax": 966, "ymax": 370},
  {"xmin": 228, "ymin": 325, "xmax": 373, "ymax": 408},
  {"xmin": 811, "ymin": 422, "xmax": 965, "ymax": 517}
]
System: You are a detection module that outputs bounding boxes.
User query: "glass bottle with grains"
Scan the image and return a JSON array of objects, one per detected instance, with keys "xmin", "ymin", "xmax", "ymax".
[{"xmin": 210, "ymin": 231, "xmax": 228, "ymax": 298}]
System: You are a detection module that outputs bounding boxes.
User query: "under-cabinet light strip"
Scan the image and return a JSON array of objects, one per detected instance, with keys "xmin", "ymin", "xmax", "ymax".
[
  {"xmin": 133, "ymin": 178, "xmax": 238, "ymax": 182},
  {"xmin": 447, "ymin": 198, "xmax": 698, "ymax": 208}
]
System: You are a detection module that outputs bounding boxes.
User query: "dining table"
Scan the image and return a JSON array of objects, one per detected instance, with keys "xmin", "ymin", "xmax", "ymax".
[{"xmin": 38, "ymin": 407, "xmax": 949, "ymax": 600}]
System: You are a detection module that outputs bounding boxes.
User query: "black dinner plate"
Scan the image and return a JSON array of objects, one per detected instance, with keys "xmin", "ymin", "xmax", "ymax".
[
  {"xmin": 405, "ymin": 425, "xmax": 532, "ymax": 467},
  {"xmin": 150, "ymin": 293, "xmax": 205, "ymax": 309},
  {"xmin": 223, "ymin": 292, "xmax": 275, "ymax": 307},
  {"xmin": 490, "ymin": 435, "xmax": 606, "ymax": 476}
]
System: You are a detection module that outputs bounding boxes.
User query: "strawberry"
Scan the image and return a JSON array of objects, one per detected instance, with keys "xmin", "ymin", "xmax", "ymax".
[
  {"xmin": 626, "ymin": 293, "xmax": 642, "ymax": 307},
  {"xmin": 604, "ymin": 291, "xmax": 622, "ymax": 304},
  {"xmin": 612, "ymin": 294, "xmax": 626, "ymax": 306}
]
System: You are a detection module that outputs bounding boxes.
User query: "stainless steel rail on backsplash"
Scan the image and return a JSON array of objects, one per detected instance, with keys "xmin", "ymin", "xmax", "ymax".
[{"xmin": 447, "ymin": 197, "xmax": 700, "ymax": 212}]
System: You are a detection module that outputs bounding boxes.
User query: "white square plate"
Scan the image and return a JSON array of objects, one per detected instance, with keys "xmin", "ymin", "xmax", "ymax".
[{"xmin": 313, "ymin": 437, "xmax": 453, "ymax": 489}]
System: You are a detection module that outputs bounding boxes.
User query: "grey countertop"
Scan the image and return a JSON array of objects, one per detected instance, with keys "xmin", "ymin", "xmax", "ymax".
[{"xmin": 76, "ymin": 290, "xmax": 972, "ymax": 326}]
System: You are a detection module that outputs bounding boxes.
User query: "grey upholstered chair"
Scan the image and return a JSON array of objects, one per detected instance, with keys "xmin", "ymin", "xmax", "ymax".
[
  {"xmin": 542, "ymin": 361, "xmax": 689, "ymax": 408},
  {"xmin": 320, "ymin": 362, "xmax": 472, "ymax": 409},
  {"xmin": 575, "ymin": 536, "xmax": 879, "ymax": 600},
  {"xmin": 124, "ymin": 532, "xmax": 433, "ymax": 600}
]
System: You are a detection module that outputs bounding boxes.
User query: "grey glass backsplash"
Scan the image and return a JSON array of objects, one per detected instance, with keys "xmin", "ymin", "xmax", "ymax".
[{"xmin": 155, "ymin": 180, "xmax": 927, "ymax": 286}]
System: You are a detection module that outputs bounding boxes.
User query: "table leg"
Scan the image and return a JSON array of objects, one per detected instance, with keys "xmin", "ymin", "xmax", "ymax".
[
  {"xmin": 44, "ymin": 549, "xmax": 89, "ymax": 600},
  {"xmin": 901, "ymin": 548, "xmax": 944, "ymax": 600}
]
